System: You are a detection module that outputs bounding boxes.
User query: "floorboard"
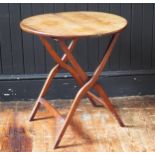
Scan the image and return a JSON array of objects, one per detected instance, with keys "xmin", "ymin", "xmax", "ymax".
[{"xmin": 0, "ymin": 95, "xmax": 155, "ymax": 152}]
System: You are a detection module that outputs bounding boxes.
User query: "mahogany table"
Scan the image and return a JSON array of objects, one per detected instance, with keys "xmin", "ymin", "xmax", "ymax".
[{"xmin": 20, "ymin": 11, "xmax": 127, "ymax": 149}]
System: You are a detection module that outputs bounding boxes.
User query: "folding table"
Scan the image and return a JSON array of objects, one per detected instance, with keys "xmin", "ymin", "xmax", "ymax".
[{"xmin": 20, "ymin": 11, "xmax": 127, "ymax": 149}]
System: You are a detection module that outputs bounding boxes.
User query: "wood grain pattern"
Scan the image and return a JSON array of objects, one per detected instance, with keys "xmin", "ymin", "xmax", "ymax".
[
  {"xmin": 20, "ymin": 11, "xmax": 127, "ymax": 38},
  {"xmin": 0, "ymin": 95, "xmax": 155, "ymax": 152}
]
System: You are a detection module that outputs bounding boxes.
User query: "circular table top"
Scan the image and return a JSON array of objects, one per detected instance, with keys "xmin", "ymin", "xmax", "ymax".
[{"xmin": 20, "ymin": 11, "xmax": 127, "ymax": 38}]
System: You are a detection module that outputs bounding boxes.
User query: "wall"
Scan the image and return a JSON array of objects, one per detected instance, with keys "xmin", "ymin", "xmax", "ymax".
[{"xmin": 0, "ymin": 3, "xmax": 155, "ymax": 100}]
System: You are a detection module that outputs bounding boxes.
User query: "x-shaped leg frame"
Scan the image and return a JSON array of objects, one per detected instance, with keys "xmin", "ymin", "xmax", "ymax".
[{"xmin": 29, "ymin": 32, "xmax": 125, "ymax": 149}]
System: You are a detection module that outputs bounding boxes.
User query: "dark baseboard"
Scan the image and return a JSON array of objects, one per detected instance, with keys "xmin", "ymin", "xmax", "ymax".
[{"xmin": 0, "ymin": 69, "xmax": 155, "ymax": 101}]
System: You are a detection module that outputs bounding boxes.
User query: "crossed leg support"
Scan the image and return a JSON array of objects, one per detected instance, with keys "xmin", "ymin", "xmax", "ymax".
[{"xmin": 29, "ymin": 33, "xmax": 125, "ymax": 149}]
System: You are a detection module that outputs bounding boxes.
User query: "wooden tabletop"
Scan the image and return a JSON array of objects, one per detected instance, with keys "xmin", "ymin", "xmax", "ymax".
[{"xmin": 20, "ymin": 11, "xmax": 127, "ymax": 38}]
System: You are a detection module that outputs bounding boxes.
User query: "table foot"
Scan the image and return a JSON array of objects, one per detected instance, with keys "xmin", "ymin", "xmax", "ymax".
[
  {"xmin": 29, "ymin": 97, "xmax": 63, "ymax": 121},
  {"xmin": 29, "ymin": 101, "xmax": 41, "ymax": 121}
]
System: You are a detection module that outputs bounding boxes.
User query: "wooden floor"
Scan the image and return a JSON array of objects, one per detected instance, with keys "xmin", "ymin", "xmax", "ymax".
[{"xmin": 0, "ymin": 95, "xmax": 155, "ymax": 152}]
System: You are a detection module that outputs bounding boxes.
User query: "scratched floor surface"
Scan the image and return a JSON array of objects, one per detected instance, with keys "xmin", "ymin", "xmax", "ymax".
[{"xmin": 0, "ymin": 95, "xmax": 155, "ymax": 152}]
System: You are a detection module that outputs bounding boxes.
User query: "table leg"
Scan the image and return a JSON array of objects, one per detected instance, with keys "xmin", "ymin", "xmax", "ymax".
[
  {"xmin": 29, "ymin": 38, "xmax": 99, "ymax": 121},
  {"xmin": 30, "ymin": 33, "xmax": 125, "ymax": 149},
  {"xmin": 39, "ymin": 36, "xmax": 106, "ymax": 107},
  {"xmin": 58, "ymin": 34, "xmax": 124, "ymax": 126},
  {"xmin": 52, "ymin": 33, "xmax": 124, "ymax": 148},
  {"xmin": 29, "ymin": 39, "xmax": 78, "ymax": 121}
]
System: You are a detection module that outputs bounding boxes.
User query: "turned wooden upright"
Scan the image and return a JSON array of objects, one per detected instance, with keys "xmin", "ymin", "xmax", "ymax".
[{"xmin": 20, "ymin": 11, "xmax": 127, "ymax": 149}]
